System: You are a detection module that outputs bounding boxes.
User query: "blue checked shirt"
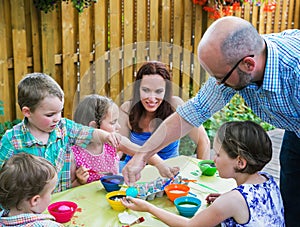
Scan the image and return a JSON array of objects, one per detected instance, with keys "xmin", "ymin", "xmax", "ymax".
[
  {"xmin": 177, "ymin": 29, "xmax": 300, "ymax": 137},
  {"xmin": 0, "ymin": 118, "xmax": 94, "ymax": 192}
]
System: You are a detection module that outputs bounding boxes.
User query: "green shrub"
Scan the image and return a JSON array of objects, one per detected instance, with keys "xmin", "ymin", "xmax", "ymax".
[{"xmin": 180, "ymin": 94, "xmax": 275, "ymax": 155}]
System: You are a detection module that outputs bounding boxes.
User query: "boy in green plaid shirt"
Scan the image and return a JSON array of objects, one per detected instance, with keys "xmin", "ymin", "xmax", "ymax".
[{"xmin": 0, "ymin": 73, "xmax": 121, "ymax": 192}]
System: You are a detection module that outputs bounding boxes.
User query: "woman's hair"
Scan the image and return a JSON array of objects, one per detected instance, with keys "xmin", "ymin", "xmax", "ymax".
[
  {"xmin": 0, "ymin": 153, "xmax": 57, "ymax": 210},
  {"xmin": 73, "ymin": 94, "xmax": 114, "ymax": 128},
  {"xmin": 129, "ymin": 61, "xmax": 174, "ymax": 132},
  {"xmin": 216, "ymin": 121, "xmax": 272, "ymax": 174},
  {"xmin": 18, "ymin": 73, "xmax": 64, "ymax": 112}
]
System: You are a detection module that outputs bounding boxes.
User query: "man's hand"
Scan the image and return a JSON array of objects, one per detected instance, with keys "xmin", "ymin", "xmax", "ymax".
[
  {"xmin": 155, "ymin": 162, "xmax": 180, "ymax": 178},
  {"xmin": 122, "ymin": 153, "xmax": 147, "ymax": 185}
]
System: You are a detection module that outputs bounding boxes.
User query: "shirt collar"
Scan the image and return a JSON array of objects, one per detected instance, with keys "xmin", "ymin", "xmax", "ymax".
[{"xmin": 21, "ymin": 117, "xmax": 62, "ymax": 147}]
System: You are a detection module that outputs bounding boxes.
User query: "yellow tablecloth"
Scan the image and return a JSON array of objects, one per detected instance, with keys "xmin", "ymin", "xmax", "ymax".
[{"xmin": 49, "ymin": 156, "xmax": 236, "ymax": 227}]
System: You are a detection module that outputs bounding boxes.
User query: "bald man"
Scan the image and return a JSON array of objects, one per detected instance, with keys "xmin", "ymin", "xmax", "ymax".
[{"xmin": 122, "ymin": 16, "xmax": 300, "ymax": 226}]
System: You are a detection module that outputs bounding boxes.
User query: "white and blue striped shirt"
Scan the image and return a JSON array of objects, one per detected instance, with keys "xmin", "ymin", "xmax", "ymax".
[{"xmin": 177, "ymin": 29, "xmax": 300, "ymax": 137}]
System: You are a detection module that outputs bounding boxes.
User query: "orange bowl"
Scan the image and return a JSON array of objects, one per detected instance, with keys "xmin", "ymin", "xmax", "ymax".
[{"xmin": 164, "ymin": 184, "xmax": 190, "ymax": 202}]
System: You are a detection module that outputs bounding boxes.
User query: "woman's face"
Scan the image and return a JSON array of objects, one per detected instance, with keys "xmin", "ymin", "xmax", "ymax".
[{"xmin": 139, "ymin": 74, "xmax": 166, "ymax": 113}]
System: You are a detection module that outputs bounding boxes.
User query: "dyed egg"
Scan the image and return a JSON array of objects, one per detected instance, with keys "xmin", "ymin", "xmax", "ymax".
[
  {"xmin": 126, "ymin": 187, "xmax": 138, "ymax": 198},
  {"xmin": 57, "ymin": 205, "xmax": 72, "ymax": 212}
]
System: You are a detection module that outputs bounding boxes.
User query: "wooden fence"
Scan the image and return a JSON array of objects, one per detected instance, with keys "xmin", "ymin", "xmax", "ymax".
[{"xmin": 0, "ymin": 0, "xmax": 299, "ymax": 122}]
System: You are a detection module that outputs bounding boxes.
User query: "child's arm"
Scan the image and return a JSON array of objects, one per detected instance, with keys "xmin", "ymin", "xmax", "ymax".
[
  {"xmin": 91, "ymin": 129, "xmax": 122, "ymax": 148},
  {"xmin": 122, "ymin": 190, "xmax": 246, "ymax": 227},
  {"xmin": 188, "ymin": 125, "xmax": 211, "ymax": 160},
  {"xmin": 71, "ymin": 166, "xmax": 90, "ymax": 187},
  {"xmin": 70, "ymin": 151, "xmax": 89, "ymax": 188},
  {"xmin": 118, "ymin": 136, "xmax": 179, "ymax": 178}
]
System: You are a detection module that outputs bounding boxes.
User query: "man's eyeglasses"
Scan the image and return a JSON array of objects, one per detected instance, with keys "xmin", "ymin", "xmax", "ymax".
[{"xmin": 216, "ymin": 55, "xmax": 254, "ymax": 84}]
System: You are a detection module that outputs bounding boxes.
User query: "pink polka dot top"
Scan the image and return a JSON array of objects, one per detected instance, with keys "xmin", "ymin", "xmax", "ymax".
[{"xmin": 72, "ymin": 143, "xmax": 120, "ymax": 183}]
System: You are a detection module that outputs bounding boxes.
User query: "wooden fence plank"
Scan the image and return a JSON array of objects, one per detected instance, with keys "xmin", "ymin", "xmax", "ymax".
[
  {"xmin": 266, "ymin": 10, "xmax": 273, "ymax": 34},
  {"xmin": 243, "ymin": 2, "xmax": 251, "ymax": 22},
  {"xmin": 295, "ymin": 0, "xmax": 300, "ymax": 28},
  {"xmin": 258, "ymin": 4, "xmax": 265, "ymax": 34},
  {"xmin": 273, "ymin": 0, "xmax": 281, "ymax": 33},
  {"xmin": 79, "ymin": 7, "xmax": 92, "ymax": 98},
  {"xmin": 10, "ymin": 0, "xmax": 28, "ymax": 119},
  {"xmin": 192, "ymin": 4, "xmax": 203, "ymax": 98},
  {"xmin": 251, "ymin": 5, "xmax": 259, "ymax": 29},
  {"xmin": 0, "ymin": 0, "xmax": 14, "ymax": 121},
  {"xmin": 109, "ymin": 0, "xmax": 122, "ymax": 104},
  {"xmin": 62, "ymin": 2, "xmax": 77, "ymax": 118},
  {"xmin": 287, "ymin": 0, "xmax": 295, "ymax": 29},
  {"xmin": 123, "ymin": 0, "xmax": 135, "ymax": 102},
  {"xmin": 136, "ymin": 0, "xmax": 147, "ymax": 68},
  {"xmin": 94, "ymin": 0, "xmax": 108, "ymax": 97},
  {"xmin": 30, "ymin": 1, "xmax": 41, "ymax": 72},
  {"xmin": 172, "ymin": 0, "xmax": 183, "ymax": 97},
  {"xmin": 161, "ymin": 0, "xmax": 171, "ymax": 63},
  {"xmin": 182, "ymin": 0, "xmax": 193, "ymax": 99},
  {"xmin": 149, "ymin": 0, "xmax": 159, "ymax": 60},
  {"xmin": 41, "ymin": 12, "xmax": 56, "ymax": 79},
  {"xmin": 281, "ymin": 0, "xmax": 288, "ymax": 30}
]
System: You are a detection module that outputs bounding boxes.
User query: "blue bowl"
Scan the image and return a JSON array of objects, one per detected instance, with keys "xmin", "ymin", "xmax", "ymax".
[
  {"xmin": 174, "ymin": 196, "xmax": 201, "ymax": 217},
  {"xmin": 100, "ymin": 175, "xmax": 124, "ymax": 192}
]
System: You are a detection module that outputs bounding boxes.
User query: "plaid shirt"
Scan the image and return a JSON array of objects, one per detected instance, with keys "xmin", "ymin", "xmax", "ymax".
[
  {"xmin": 0, "ymin": 118, "xmax": 94, "ymax": 192},
  {"xmin": 0, "ymin": 212, "xmax": 63, "ymax": 226},
  {"xmin": 177, "ymin": 29, "xmax": 300, "ymax": 137}
]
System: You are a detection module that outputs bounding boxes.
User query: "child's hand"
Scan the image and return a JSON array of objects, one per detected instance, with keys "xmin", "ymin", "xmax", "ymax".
[
  {"xmin": 156, "ymin": 163, "xmax": 180, "ymax": 178},
  {"xmin": 105, "ymin": 132, "xmax": 121, "ymax": 147},
  {"xmin": 121, "ymin": 196, "xmax": 151, "ymax": 212},
  {"xmin": 75, "ymin": 166, "xmax": 89, "ymax": 185},
  {"xmin": 205, "ymin": 193, "xmax": 221, "ymax": 204}
]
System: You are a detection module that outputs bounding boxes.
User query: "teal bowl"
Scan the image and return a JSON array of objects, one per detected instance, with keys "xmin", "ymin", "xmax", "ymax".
[
  {"xmin": 198, "ymin": 160, "xmax": 217, "ymax": 176},
  {"xmin": 174, "ymin": 196, "xmax": 201, "ymax": 217}
]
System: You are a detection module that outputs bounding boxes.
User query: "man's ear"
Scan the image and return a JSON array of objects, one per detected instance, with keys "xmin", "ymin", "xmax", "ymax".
[
  {"xmin": 88, "ymin": 120, "xmax": 98, "ymax": 128},
  {"xmin": 243, "ymin": 57, "xmax": 255, "ymax": 72},
  {"xmin": 21, "ymin": 106, "xmax": 31, "ymax": 118}
]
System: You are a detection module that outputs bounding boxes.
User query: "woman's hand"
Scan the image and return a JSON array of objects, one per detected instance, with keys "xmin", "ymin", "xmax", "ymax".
[{"xmin": 155, "ymin": 162, "xmax": 180, "ymax": 178}]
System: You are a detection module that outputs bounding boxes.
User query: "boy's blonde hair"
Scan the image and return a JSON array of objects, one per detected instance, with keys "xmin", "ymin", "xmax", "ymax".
[{"xmin": 18, "ymin": 73, "xmax": 64, "ymax": 112}]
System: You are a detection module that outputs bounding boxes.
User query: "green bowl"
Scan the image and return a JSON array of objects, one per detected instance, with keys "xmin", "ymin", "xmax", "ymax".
[{"xmin": 198, "ymin": 160, "xmax": 217, "ymax": 176}]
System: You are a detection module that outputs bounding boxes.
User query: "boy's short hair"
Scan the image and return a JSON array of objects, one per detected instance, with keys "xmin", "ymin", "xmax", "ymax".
[
  {"xmin": 18, "ymin": 73, "xmax": 64, "ymax": 112},
  {"xmin": 0, "ymin": 153, "xmax": 57, "ymax": 210}
]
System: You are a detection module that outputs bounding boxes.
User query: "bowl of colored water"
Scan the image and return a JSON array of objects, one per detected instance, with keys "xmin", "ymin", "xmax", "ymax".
[
  {"xmin": 174, "ymin": 196, "xmax": 202, "ymax": 217},
  {"xmin": 100, "ymin": 175, "xmax": 124, "ymax": 192},
  {"xmin": 48, "ymin": 201, "xmax": 78, "ymax": 223},
  {"xmin": 164, "ymin": 184, "xmax": 190, "ymax": 202},
  {"xmin": 198, "ymin": 160, "xmax": 217, "ymax": 176},
  {"xmin": 106, "ymin": 190, "xmax": 127, "ymax": 211}
]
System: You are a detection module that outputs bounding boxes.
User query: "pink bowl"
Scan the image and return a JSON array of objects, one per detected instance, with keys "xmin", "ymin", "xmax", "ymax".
[{"xmin": 48, "ymin": 201, "xmax": 78, "ymax": 223}]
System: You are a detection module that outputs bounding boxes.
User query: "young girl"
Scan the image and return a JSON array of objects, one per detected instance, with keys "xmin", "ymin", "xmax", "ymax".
[
  {"xmin": 122, "ymin": 121, "xmax": 285, "ymax": 226},
  {"xmin": 71, "ymin": 94, "xmax": 179, "ymax": 187},
  {"xmin": 0, "ymin": 153, "xmax": 62, "ymax": 226}
]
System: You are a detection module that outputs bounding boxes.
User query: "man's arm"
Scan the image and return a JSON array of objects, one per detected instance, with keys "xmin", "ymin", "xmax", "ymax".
[{"xmin": 122, "ymin": 112, "xmax": 194, "ymax": 184}]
